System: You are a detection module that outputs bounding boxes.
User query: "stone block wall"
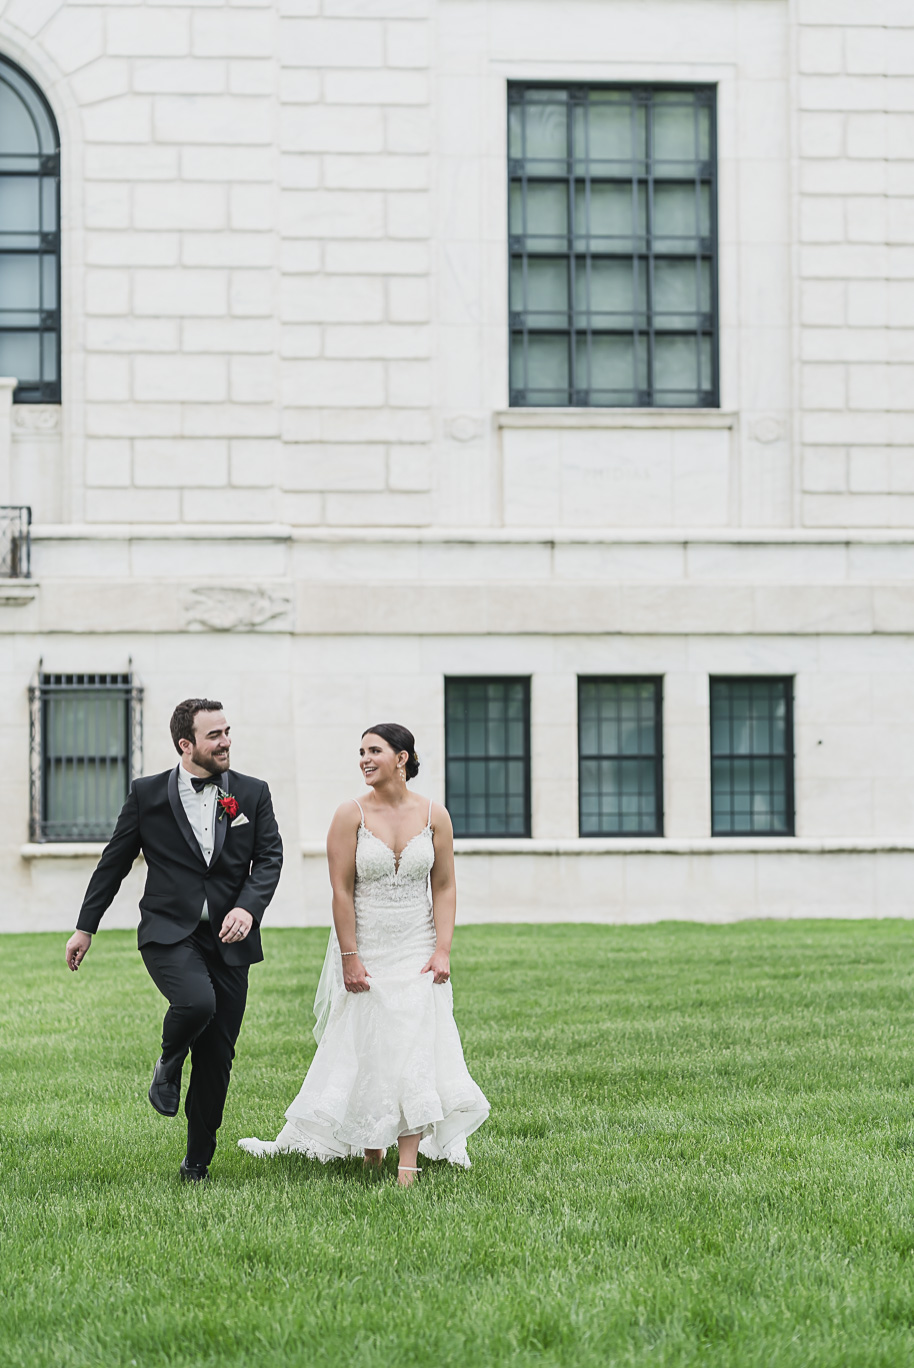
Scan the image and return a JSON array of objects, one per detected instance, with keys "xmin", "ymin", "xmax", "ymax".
[
  {"xmin": 0, "ymin": 0, "xmax": 909, "ymax": 531},
  {"xmin": 798, "ymin": 0, "xmax": 914, "ymax": 526},
  {"xmin": 2, "ymin": 0, "xmax": 435, "ymax": 528}
]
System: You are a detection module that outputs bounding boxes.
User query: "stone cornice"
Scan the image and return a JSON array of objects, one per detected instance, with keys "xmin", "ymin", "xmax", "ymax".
[{"xmin": 30, "ymin": 524, "xmax": 914, "ymax": 547}]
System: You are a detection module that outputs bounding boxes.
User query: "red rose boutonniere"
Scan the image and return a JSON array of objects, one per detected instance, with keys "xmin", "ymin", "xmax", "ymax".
[{"xmin": 217, "ymin": 793, "xmax": 239, "ymax": 823}]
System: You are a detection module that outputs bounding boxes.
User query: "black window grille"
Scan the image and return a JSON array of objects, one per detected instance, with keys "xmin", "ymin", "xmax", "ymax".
[
  {"xmin": 445, "ymin": 677, "xmax": 531, "ymax": 837},
  {"xmin": 0, "ymin": 504, "xmax": 30, "ymax": 577},
  {"xmin": 578, "ymin": 677, "xmax": 663, "ymax": 835},
  {"xmin": 0, "ymin": 57, "xmax": 61, "ymax": 404},
  {"xmin": 508, "ymin": 83, "xmax": 718, "ymax": 408},
  {"xmin": 710, "ymin": 678, "xmax": 794, "ymax": 836},
  {"xmin": 29, "ymin": 672, "xmax": 143, "ymax": 842}
]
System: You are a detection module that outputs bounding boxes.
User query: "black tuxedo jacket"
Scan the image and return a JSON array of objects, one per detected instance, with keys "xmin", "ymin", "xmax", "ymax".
[{"xmin": 76, "ymin": 766, "xmax": 283, "ymax": 966}]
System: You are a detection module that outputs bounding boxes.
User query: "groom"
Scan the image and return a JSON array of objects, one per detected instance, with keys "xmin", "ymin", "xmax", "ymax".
[{"xmin": 65, "ymin": 698, "xmax": 283, "ymax": 1183}]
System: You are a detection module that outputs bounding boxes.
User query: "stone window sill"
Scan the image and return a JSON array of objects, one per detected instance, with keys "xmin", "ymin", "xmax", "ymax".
[
  {"xmin": 21, "ymin": 843, "xmax": 140, "ymax": 859},
  {"xmin": 24, "ymin": 836, "xmax": 906, "ymax": 862},
  {"xmin": 495, "ymin": 408, "xmax": 736, "ymax": 431}
]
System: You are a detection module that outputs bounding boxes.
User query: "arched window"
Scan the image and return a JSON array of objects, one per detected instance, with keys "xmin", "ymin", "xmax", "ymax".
[{"xmin": 0, "ymin": 57, "xmax": 60, "ymax": 403}]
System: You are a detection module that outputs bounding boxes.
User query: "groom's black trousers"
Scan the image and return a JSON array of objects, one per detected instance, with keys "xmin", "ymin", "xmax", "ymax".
[{"xmin": 140, "ymin": 922, "xmax": 249, "ymax": 1167}]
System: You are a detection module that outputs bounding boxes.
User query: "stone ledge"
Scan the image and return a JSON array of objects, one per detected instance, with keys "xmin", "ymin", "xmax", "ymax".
[
  {"xmin": 301, "ymin": 838, "xmax": 914, "ymax": 857},
  {"xmin": 0, "ymin": 580, "xmax": 38, "ymax": 607},
  {"xmin": 32, "ymin": 524, "xmax": 294, "ymax": 542},
  {"xmin": 31, "ymin": 524, "xmax": 914, "ymax": 546}
]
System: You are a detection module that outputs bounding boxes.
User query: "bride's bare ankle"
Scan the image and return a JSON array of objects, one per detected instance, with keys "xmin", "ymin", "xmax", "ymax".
[
  {"xmin": 396, "ymin": 1133, "xmax": 420, "ymax": 1183},
  {"xmin": 363, "ymin": 1148, "xmax": 384, "ymax": 1167}
]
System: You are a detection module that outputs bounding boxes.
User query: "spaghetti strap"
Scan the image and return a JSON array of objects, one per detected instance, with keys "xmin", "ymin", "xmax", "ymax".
[
  {"xmin": 352, "ymin": 799, "xmax": 365, "ymax": 826},
  {"xmin": 427, "ymin": 798, "xmax": 434, "ymax": 827}
]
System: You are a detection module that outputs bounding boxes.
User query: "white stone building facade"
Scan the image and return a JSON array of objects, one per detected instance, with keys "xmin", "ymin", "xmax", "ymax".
[{"xmin": 2, "ymin": 0, "xmax": 914, "ymax": 932}]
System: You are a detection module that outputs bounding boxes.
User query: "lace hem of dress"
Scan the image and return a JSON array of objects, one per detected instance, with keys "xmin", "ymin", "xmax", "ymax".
[{"xmin": 238, "ymin": 1117, "xmax": 475, "ymax": 1170}]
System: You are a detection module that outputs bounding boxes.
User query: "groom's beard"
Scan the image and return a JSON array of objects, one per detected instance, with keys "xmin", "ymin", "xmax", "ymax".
[{"xmin": 191, "ymin": 746, "xmax": 230, "ymax": 777}]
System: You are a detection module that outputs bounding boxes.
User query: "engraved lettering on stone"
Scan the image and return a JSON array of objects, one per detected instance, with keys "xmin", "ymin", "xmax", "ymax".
[{"xmin": 182, "ymin": 586, "xmax": 292, "ymax": 632}]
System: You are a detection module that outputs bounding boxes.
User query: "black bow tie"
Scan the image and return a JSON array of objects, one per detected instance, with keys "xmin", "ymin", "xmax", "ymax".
[{"xmin": 191, "ymin": 775, "xmax": 223, "ymax": 794}]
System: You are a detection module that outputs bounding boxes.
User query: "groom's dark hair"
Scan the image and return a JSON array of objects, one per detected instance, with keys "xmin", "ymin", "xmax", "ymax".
[{"xmin": 170, "ymin": 698, "xmax": 224, "ymax": 754}]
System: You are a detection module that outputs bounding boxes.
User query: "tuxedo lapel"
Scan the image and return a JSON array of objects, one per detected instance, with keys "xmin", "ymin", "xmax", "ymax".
[
  {"xmin": 167, "ymin": 765, "xmax": 207, "ymax": 866},
  {"xmin": 211, "ymin": 772, "xmax": 230, "ymax": 868}
]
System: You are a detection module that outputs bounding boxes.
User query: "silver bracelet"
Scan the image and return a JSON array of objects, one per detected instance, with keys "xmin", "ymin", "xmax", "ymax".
[{"xmin": 340, "ymin": 950, "xmax": 358, "ymax": 957}]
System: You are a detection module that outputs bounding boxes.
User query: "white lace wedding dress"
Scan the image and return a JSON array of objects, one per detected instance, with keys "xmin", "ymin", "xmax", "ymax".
[{"xmin": 238, "ymin": 800, "xmax": 489, "ymax": 1167}]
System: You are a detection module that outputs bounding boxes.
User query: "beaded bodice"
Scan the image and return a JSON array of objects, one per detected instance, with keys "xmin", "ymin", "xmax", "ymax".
[
  {"xmin": 355, "ymin": 823, "xmax": 435, "ymax": 903},
  {"xmin": 352, "ymin": 802, "xmax": 436, "ymax": 960}
]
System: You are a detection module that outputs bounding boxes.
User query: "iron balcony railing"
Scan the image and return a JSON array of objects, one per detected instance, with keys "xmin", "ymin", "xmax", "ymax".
[{"xmin": 1, "ymin": 505, "xmax": 31, "ymax": 578}]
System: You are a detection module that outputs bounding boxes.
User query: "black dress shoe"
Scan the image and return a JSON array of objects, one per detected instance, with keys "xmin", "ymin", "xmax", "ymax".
[
  {"xmin": 148, "ymin": 1057, "xmax": 180, "ymax": 1117},
  {"xmin": 180, "ymin": 1158, "xmax": 209, "ymax": 1183}
]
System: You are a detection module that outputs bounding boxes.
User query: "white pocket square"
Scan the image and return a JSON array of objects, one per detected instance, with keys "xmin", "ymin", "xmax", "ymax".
[{"xmin": 231, "ymin": 813, "xmax": 249, "ymax": 827}]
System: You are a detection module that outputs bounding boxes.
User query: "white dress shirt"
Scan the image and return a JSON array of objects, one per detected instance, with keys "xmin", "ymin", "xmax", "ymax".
[{"xmin": 177, "ymin": 763, "xmax": 221, "ymax": 922}]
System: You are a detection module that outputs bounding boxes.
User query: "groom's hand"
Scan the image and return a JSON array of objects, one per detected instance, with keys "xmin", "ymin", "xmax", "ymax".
[
  {"xmin": 65, "ymin": 930, "xmax": 92, "ymax": 972},
  {"xmin": 219, "ymin": 907, "xmax": 253, "ymax": 944}
]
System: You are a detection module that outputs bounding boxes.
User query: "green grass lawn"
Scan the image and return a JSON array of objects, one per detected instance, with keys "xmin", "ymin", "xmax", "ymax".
[{"xmin": 4, "ymin": 921, "xmax": 914, "ymax": 1368}]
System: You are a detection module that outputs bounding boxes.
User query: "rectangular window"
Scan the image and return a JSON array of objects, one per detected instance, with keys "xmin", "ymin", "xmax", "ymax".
[
  {"xmin": 445, "ymin": 678, "xmax": 530, "ymax": 837},
  {"xmin": 508, "ymin": 83, "xmax": 718, "ymax": 408},
  {"xmin": 29, "ymin": 672, "xmax": 142, "ymax": 842},
  {"xmin": 710, "ymin": 678, "xmax": 794, "ymax": 836},
  {"xmin": 578, "ymin": 677, "xmax": 663, "ymax": 835}
]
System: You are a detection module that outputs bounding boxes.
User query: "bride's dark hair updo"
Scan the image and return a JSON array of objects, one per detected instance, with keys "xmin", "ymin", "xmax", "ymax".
[{"xmin": 362, "ymin": 722, "xmax": 420, "ymax": 781}]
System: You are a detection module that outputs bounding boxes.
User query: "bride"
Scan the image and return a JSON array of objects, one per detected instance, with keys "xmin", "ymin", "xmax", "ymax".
[{"xmin": 239, "ymin": 723, "xmax": 489, "ymax": 1185}]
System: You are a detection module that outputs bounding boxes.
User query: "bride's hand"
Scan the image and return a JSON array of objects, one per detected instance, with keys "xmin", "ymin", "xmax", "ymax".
[
  {"xmin": 420, "ymin": 949, "xmax": 451, "ymax": 985},
  {"xmin": 343, "ymin": 956, "xmax": 371, "ymax": 993}
]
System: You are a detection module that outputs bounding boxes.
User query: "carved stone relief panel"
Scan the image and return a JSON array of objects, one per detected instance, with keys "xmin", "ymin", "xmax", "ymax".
[
  {"xmin": 181, "ymin": 585, "xmax": 293, "ymax": 632},
  {"xmin": 11, "ymin": 405, "xmax": 61, "ymax": 436}
]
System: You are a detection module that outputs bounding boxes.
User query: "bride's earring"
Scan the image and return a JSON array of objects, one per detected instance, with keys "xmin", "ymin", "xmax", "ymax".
[{"xmin": 399, "ymin": 766, "xmax": 406, "ymax": 783}]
